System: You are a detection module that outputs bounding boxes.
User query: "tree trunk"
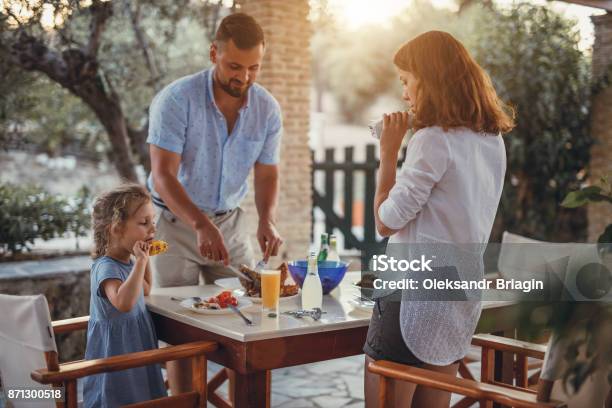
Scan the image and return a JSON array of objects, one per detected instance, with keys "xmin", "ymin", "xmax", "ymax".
[
  {"xmin": 8, "ymin": 30, "xmax": 140, "ymax": 181},
  {"xmin": 67, "ymin": 74, "xmax": 139, "ymax": 182},
  {"xmin": 94, "ymin": 105, "xmax": 139, "ymax": 182},
  {"xmin": 128, "ymin": 124, "xmax": 151, "ymax": 174}
]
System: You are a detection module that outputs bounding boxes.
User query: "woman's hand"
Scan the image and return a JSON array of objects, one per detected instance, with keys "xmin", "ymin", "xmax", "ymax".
[
  {"xmin": 380, "ymin": 111, "xmax": 410, "ymax": 156},
  {"xmin": 133, "ymin": 240, "xmax": 150, "ymax": 261}
]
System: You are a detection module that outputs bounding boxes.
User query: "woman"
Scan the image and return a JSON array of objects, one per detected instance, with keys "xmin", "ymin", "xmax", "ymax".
[{"xmin": 364, "ymin": 31, "xmax": 515, "ymax": 407}]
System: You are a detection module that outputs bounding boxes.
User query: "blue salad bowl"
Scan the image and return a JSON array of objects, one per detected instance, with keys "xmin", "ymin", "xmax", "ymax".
[{"xmin": 287, "ymin": 260, "xmax": 349, "ymax": 294}]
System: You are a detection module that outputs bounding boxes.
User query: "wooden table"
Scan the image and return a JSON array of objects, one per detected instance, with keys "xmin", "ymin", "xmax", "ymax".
[{"xmin": 147, "ymin": 272, "xmax": 522, "ymax": 408}]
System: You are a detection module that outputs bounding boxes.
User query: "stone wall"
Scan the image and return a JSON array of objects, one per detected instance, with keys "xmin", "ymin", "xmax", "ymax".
[
  {"xmin": 237, "ymin": 0, "xmax": 313, "ymax": 263},
  {"xmin": 588, "ymin": 13, "xmax": 612, "ymax": 242}
]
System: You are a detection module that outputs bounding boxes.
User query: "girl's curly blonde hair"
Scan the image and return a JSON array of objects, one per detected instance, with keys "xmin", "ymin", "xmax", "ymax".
[{"xmin": 91, "ymin": 183, "xmax": 151, "ymax": 259}]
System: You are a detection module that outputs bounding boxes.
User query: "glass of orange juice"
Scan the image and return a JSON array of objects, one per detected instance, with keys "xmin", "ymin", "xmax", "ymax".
[{"xmin": 261, "ymin": 269, "xmax": 281, "ymax": 317}]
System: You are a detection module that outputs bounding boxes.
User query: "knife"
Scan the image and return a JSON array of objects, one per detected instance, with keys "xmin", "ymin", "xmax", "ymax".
[{"xmin": 227, "ymin": 265, "xmax": 253, "ymax": 282}]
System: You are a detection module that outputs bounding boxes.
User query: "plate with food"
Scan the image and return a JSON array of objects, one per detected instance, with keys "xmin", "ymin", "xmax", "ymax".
[
  {"xmin": 351, "ymin": 273, "xmax": 376, "ymax": 298},
  {"xmin": 180, "ymin": 290, "xmax": 252, "ymax": 315},
  {"xmin": 237, "ymin": 262, "xmax": 300, "ymax": 303}
]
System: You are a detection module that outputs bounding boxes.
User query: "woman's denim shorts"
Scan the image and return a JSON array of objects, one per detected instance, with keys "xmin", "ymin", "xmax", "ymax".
[{"xmin": 363, "ymin": 295, "xmax": 425, "ymax": 366}]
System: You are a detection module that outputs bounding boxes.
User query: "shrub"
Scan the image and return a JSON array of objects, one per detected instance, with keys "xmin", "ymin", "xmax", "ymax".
[{"xmin": 0, "ymin": 184, "xmax": 92, "ymax": 256}]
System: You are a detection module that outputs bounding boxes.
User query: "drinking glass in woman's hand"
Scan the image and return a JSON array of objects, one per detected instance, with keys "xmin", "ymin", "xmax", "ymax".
[
  {"xmin": 369, "ymin": 110, "xmax": 414, "ymax": 140},
  {"xmin": 380, "ymin": 111, "xmax": 410, "ymax": 154}
]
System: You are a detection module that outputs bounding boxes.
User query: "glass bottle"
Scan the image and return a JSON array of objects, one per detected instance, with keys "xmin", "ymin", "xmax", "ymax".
[
  {"xmin": 317, "ymin": 233, "xmax": 329, "ymax": 262},
  {"xmin": 328, "ymin": 234, "xmax": 341, "ymax": 265},
  {"xmin": 302, "ymin": 251, "xmax": 323, "ymax": 310}
]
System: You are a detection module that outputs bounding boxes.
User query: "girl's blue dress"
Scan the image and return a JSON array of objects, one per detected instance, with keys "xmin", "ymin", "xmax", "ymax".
[{"xmin": 83, "ymin": 256, "xmax": 166, "ymax": 407}]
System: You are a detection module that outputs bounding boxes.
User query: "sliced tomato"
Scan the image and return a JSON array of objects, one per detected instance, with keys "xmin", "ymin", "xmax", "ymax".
[{"xmin": 206, "ymin": 291, "xmax": 237, "ymax": 309}]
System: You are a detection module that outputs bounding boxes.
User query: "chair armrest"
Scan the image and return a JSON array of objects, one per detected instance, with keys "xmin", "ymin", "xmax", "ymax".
[
  {"xmin": 472, "ymin": 333, "xmax": 547, "ymax": 360},
  {"xmin": 368, "ymin": 360, "xmax": 565, "ymax": 408},
  {"xmin": 52, "ymin": 316, "xmax": 90, "ymax": 334},
  {"xmin": 31, "ymin": 340, "xmax": 217, "ymax": 384}
]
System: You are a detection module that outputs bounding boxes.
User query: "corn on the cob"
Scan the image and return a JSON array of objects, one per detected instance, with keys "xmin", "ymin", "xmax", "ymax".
[{"xmin": 149, "ymin": 240, "xmax": 168, "ymax": 256}]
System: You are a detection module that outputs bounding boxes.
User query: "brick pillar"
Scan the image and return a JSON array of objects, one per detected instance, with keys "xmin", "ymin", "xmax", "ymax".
[
  {"xmin": 237, "ymin": 0, "xmax": 312, "ymax": 262},
  {"xmin": 588, "ymin": 13, "xmax": 612, "ymax": 242}
]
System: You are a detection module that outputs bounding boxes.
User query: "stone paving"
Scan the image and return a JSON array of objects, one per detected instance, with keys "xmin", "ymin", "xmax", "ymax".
[
  {"xmin": 206, "ymin": 356, "xmax": 366, "ymax": 408},
  {"xmin": 206, "ymin": 355, "xmax": 481, "ymax": 408}
]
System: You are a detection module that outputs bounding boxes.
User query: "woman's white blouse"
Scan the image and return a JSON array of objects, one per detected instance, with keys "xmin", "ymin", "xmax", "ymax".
[{"xmin": 378, "ymin": 126, "xmax": 506, "ymax": 365}]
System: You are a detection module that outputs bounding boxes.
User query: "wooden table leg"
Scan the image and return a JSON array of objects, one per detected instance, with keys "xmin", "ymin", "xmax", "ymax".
[
  {"xmin": 227, "ymin": 368, "xmax": 235, "ymax": 406},
  {"xmin": 232, "ymin": 370, "xmax": 271, "ymax": 408}
]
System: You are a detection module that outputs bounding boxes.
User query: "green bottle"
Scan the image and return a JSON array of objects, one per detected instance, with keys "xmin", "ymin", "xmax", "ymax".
[{"xmin": 317, "ymin": 233, "xmax": 329, "ymax": 262}]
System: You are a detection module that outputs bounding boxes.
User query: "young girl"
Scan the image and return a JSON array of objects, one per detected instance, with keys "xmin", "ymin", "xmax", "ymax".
[
  {"xmin": 83, "ymin": 183, "xmax": 166, "ymax": 407},
  {"xmin": 364, "ymin": 31, "xmax": 515, "ymax": 407}
]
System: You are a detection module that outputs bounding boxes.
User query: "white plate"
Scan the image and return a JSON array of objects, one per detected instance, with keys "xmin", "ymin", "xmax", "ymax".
[
  {"xmin": 348, "ymin": 298, "xmax": 374, "ymax": 312},
  {"xmin": 179, "ymin": 297, "xmax": 252, "ymax": 315},
  {"xmin": 242, "ymin": 292, "xmax": 300, "ymax": 304},
  {"xmin": 214, "ymin": 277, "xmax": 242, "ymax": 289}
]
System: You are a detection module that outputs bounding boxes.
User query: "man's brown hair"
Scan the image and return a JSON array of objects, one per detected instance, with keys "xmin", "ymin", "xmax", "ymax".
[{"xmin": 215, "ymin": 13, "xmax": 264, "ymax": 49}]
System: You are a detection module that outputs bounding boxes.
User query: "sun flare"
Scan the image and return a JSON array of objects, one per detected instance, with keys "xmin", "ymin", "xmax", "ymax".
[
  {"xmin": 326, "ymin": 0, "xmax": 458, "ymax": 29},
  {"xmin": 324, "ymin": 0, "xmax": 602, "ymax": 50}
]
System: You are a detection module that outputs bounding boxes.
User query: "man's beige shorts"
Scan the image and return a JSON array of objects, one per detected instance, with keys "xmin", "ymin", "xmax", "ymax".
[{"xmin": 151, "ymin": 207, "xmax": 254, "ymax": 287}]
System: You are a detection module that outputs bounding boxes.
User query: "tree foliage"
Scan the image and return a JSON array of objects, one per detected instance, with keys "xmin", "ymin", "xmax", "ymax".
[
  {"xmin": 463, "ymin": 3, "xmax": 593, "ymax": 242},
  {"xmin": 1, "ymin": 0, "xmax": 224, "ymax": 179}
]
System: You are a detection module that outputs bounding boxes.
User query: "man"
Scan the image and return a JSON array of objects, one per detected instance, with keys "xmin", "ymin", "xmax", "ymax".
[
  {"xmin": 148, "ymin": 12, "xmax": 283, "ymax": 284},
  {"xmin": 147, "ymin": 13, "xmax": 283, "ymax": 393}
]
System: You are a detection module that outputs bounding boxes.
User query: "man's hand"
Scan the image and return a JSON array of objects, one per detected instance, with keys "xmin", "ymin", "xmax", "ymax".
[
  {"xmin": 257, "ymin": 219, "xmax": 283, "ymax": 262},
  {"xmin": 195, "ymin": 219, "xmax": 230, "ymax": 265}
]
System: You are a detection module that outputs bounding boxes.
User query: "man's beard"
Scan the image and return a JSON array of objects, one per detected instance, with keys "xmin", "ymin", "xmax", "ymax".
[{"xmin": 219, "ymin": 78, "xmax": 250, "ymax": 98}]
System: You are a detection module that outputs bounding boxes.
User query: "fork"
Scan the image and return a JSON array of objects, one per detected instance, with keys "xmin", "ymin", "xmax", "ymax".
[
  {"xmin": 229, "ymin": 304, "xmax": 254, "ymax": 326},
  {"xmin": 254, "ymin": 258, "xmax": 267, "ymax": 272}
]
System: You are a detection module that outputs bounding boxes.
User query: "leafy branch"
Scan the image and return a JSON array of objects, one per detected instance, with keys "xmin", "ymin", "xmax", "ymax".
[{"xmin": 562, "ymin": 175, "xmax": 612, "ymax": 245}]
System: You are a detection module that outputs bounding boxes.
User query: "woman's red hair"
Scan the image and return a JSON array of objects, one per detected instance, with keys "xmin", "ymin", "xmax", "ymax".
[{"xmin": 394, "ymin": 31, "xmax": 515, "ymax": 134}]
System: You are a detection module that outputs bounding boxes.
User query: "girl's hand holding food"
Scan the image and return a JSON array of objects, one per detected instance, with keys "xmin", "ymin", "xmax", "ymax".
[{"xmin": 133, "ymin": 241, "xmax": 150, "ymax": 261}]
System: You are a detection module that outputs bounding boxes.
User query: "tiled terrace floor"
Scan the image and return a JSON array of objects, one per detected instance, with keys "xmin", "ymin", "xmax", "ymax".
[{"xmin": 206, "ymin": 354, "xmax": 482, "ymax": 408}]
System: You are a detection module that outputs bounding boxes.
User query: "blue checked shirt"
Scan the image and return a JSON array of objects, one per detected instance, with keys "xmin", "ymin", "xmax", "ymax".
[{"xmin": 146, "ymin": 68, "xmax": 282, "ymax": 213}]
